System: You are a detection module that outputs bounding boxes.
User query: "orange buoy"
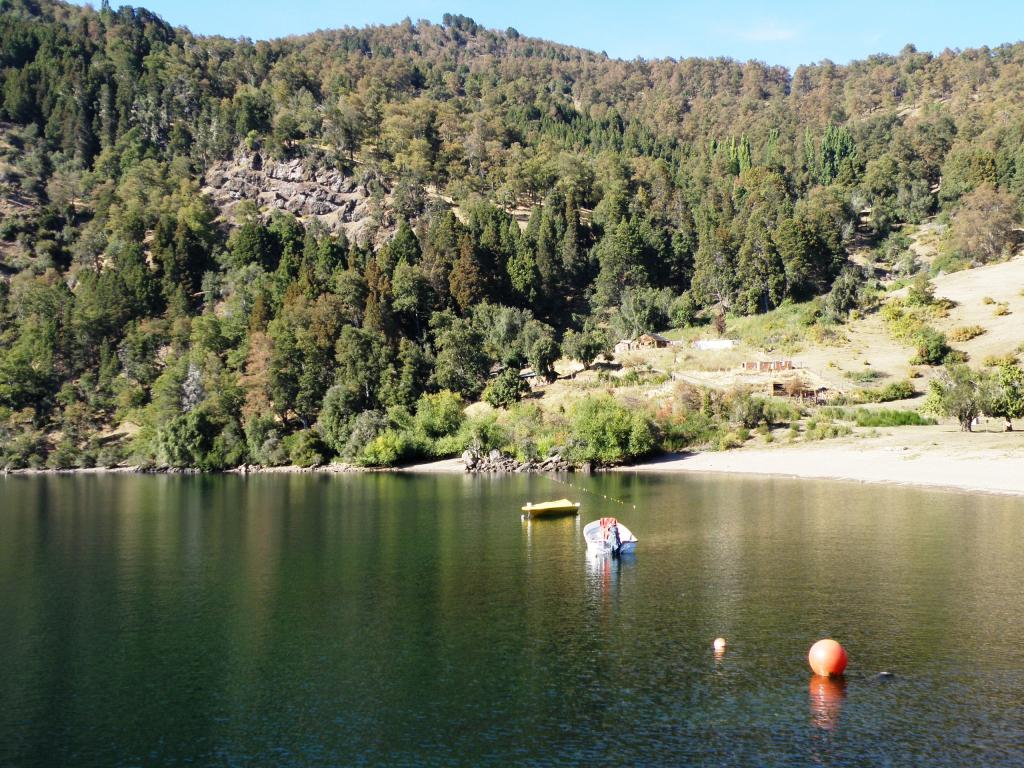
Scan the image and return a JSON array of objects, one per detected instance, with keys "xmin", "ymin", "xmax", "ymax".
[
  {"xmin": 808, "ymin": 638, "xmax": 847, "ymax": 677},
  {"xmin": 713, "ymin": 637, "xmax": 727, "ymax": 652}
]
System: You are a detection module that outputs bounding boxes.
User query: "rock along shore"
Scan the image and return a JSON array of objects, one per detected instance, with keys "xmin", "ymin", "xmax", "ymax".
[
  {"xmin": 460, "ymin": 448, "xmax": 586, "ymax": 474},
  {"xmin": 2, "ymin": 452, "xmax": 589, "ymax": 476}
]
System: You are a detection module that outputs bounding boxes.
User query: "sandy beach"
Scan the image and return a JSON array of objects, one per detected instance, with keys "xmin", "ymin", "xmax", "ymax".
[{"xmin": 615, "ymin": 424, "xmax": 1024, "ymax": 496}]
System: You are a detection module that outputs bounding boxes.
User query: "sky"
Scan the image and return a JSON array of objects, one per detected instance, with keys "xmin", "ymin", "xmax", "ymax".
[{"xmin": 79, "ymin": 0, "xmax": 1024, "ymax": 70}]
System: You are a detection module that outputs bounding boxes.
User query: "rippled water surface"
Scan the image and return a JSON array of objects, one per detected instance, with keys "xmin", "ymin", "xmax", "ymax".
[{"xmin": 2, "ymin": 473, "xmax": 1024, "ymax": 766}]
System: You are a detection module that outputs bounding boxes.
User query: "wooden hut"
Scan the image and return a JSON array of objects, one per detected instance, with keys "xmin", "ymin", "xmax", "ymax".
[{"xmin": 635, "ymin": 333, "xmax": 670, "ymax": 349}]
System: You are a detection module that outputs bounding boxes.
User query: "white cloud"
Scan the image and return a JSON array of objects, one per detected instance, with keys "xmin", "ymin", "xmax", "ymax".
[{"xmin": 738, "ymin": 20, "xmax": 798, "ymax": 43}]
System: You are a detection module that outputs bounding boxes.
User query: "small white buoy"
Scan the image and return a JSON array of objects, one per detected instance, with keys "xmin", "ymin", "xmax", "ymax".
[{"xmin": 713, "ymin": 637, "xmax": 727, "ymax": 652}]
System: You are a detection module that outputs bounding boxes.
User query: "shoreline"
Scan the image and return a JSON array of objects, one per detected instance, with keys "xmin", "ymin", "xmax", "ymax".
[
  {"xmin": 4, "ymin": 426, "xmax": 1023, "ymax": 498},
  {"xmin": 0, "ymin": 463, "xmax": 362, "ymax": 477}
]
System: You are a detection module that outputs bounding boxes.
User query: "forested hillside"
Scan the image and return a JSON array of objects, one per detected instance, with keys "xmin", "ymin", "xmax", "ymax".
[{"xmin": 1, "ymin": 0, "xmax": 1023, "ymax": 469}]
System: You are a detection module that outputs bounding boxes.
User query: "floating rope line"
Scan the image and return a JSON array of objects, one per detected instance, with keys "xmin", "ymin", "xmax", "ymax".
[{"xmin": 542, "ymin": 473, "xmax": 637, "ymax": 510}]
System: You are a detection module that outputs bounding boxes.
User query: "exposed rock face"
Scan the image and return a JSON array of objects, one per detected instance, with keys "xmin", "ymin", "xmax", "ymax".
[
  {"xmin": 202, "ymin": 152, "xmax": 379, "ymax": 242},
  {"xmin": 461, "ymin": 447, "xmax": 574, "ymax": 473}
]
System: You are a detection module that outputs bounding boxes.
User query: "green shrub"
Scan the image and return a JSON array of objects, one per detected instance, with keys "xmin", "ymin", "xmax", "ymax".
[
  {"xmin": 929, "ymin": 251, "xmax": 970, "ymax": 275},
  {"xmin": 803, "ymin": 418, "xmax": 852, "ymax": 441},
  {"xmin": 46, "ymin": 438, "xmax": 81, "ymax": 470},
  {"xmin": 910, "ymin": 327, "xmax": 950, "ymax": 366},
  {"xmin": 657, "ymin": 409, "xmax": 721, "ymax": 451},
  {"xmin": 716, "ymin": 430, "xmax": 746, "ymax": 450},
  {"xmin": 336, "ymin": 410, "xmax": 388, "ymax": 460},
  {"xmin": 414, "ymin": 390, "xmax": 465, "ymax": 439},
  {"xmin": 882, "ymin": 300, "xmax": 951, "ymax": 366},
  {"xmin": 824, "ymin": 268, "xmax": 867, "ymax": 320},
  {"xmin": 907, "ymin": 273, "xmax": 936, "ymax": 306},
  {"xmin": 880, "ymin": 380, "xmax": 915, "ymax": 401},
  {"xmin": 599, "ymin": 367, "xmax": 670, "ymax": 388},
  {"xmin": 875, "ymin": 232, "xmax": 911, "ymax": 265},
  {"xmin": 283, "ymin": 428, "xmax": 326, "ymax": 467},
  {"xmin": 948, "ymin": 325, "xmax": 986, "ymax": 342},
  {"xmin": 851, "ymin": 409, "xmax": 936, "ymax": 427},
  {"xmin": 95, "ymin": 442, "xmax": 127, "ymax": 468},
  {"xmin": 459, "ymin": 410, "xmax": 510, "ymax": 454},
  {"xmin": 155, "ymin": 407, "xmax": 231, "ymax": 469},
  {"xmin": 498, "ymin": 403, "xmax": 556, "ymax": 461},
  {"xmin": 360, "ymin": 429, "xmax": 415, "ymax": 467},
  {"xmin": 432, "ymin": 432, "xmax": 470, "ymax": 458},
  {"xmin": 208, "ymin": 421, "xmax": 248, "ymax": 469},
  {"xmin": 482, "ymin": 369, "xmax": 529, "ymax": 408},
  {"xmin": 984, "ymin": 353, "xmax": 1019, "ymax": 367},
  {"xmin": 817, "ymin": 406, "xmax": 853, "ymax": 420},
  {"xmin": 881, "ymin": 301, "xmax": 922, "ymax": 343},
  {"xmin": 357, "ymin": 427, "xmax": 430, "ymax": 467},
  {"xmin": 844, "ymin": 369, "xmax": 883, "ymax": 384},
  {"xmin": 0, "ymin": 428, "xmax": 48, "ymax": 469},
  {"xmin": 844, "ymin": 379, "xmax": 916, "ymax": 404},
  {"xmin": 670, "ymin": 291, "xmax": 700, "ymax": 328},
  {"xmin": 567, "ymin": 396, "xmax": 656, "ymax": 465},
  {"xmin": 245, "ymin": 413, "xmax": 287, "ymax": 465},
  {"xmin": 725, "ymin": 389, "xmax": 768, "ymax": 428},
  {"xmin": 763, "ymin": 398, "xmax": 803, "ymax": 424},
  {"xmin": 317, "ymin": 384, "xmax": 360, "ymax": 455},
  {"xmin": 944, "ymin": 349, "xmax": 969, "ymax": 364}
]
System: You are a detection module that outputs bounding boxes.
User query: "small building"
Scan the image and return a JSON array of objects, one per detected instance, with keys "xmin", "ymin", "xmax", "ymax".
[
  {"xmin": 741, "ymin": 360, "xmax": 794, "ymax": 373},
  {"xmin": 692, "ymin": 339, "xmax": 736, "ymax": 351},
  {"xmin": 635, "ymin": 333, "xmax": 670, "ymax": 348},
  {"xmin": 773, "ymin": 381, "xmax": 830, "ymax": 405},
  {"xmin": 615, "ymin": 333, "xmax": 670, "ymax": 353}
]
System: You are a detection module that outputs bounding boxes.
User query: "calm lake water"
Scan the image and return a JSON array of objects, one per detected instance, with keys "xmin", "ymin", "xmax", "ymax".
[{"xmin": 2, "ymin": 473, "xmax": 1024, "ymax": 766}]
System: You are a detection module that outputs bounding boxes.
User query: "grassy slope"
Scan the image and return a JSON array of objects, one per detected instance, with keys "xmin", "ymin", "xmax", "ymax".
[{"xmin": 528, "ymin": 250, "xmax": 1024, "ymax": 448}]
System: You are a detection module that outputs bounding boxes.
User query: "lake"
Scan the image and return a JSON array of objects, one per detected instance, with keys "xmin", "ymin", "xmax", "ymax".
[{"xmin": 2, "ymin": 473, "xmax": 1024, "ymax": 766}]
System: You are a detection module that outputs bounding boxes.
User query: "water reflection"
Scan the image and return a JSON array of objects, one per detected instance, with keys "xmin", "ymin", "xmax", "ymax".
[
  {"xmin": 584, "ymin": 550, "xmax": 637, "ymax": 603},
  {"xmin": 808, "ymin": 675, "xmax": 847, "ymax": 731},
  {"xmin": 585, "ymin": 551, "xmax": 617, "ymax": 587},
  {"xmin": 521, "ymin": 514, "xmax": 580, "ymax": 553}
]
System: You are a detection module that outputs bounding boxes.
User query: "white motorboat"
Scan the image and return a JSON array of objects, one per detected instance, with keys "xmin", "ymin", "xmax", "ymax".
[{"xmin": 583, "ymin": 517, "xmax": 637, "ymax": 556}]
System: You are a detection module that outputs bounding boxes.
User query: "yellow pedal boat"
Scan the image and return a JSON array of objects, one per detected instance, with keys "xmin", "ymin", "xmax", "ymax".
[{"xmin": 521, "ymin": 498, "xmax": 581, "ymax": 518}]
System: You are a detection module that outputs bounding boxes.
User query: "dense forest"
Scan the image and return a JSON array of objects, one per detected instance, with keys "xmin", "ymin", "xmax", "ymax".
[{"xmin": 1, "ymin": 0, "xmax": 1023, "ymax": 469}]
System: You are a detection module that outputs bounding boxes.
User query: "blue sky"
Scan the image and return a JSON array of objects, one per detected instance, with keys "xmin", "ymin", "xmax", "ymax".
[{"xmin": 82, "ymin": 0, "xmax": 1023, "ymax": 69}]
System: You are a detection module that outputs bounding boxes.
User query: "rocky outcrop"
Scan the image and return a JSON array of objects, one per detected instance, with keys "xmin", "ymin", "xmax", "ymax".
[
  {"xmin": 202, "ymin": 152, "xmax": 379, "ymax": 242},
  {"xmin": 461, "ymin": 448, "xmax": 577, "ymax": 473},
  {"xmin": 229, "ymin": 463, "xmax": 358, "ymax": 474}
]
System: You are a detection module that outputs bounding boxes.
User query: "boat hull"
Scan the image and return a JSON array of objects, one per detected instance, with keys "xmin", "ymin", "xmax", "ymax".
[
  {"xmin": 521, "ymin": 499, "xmax": 580, "ymax": 519},
  {"xmin": 583, "ymin": 518, "xmax": 638, "ymax": 556},
  {"xmin": 585, "ymin": 539, "xmax": 637, "ymax": 556}
]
